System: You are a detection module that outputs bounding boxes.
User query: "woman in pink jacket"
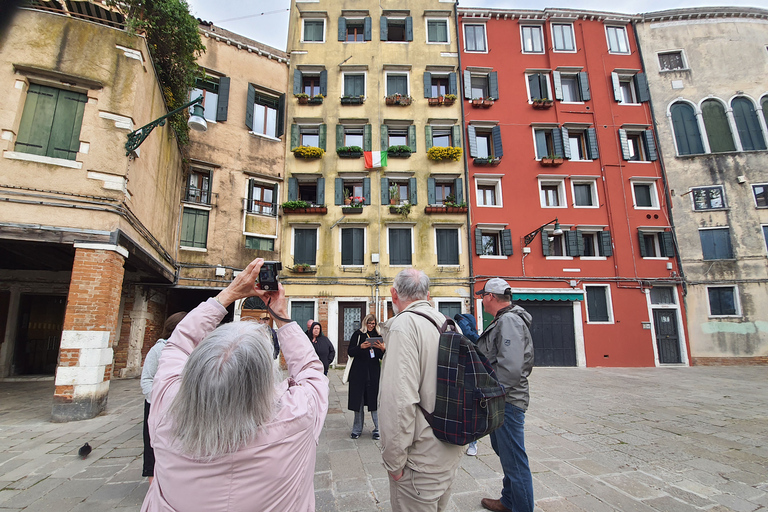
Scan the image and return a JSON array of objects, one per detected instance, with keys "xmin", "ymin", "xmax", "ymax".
[{"xmin": 141, "ymin": 258, "xmax": 329, "ymax": 512}]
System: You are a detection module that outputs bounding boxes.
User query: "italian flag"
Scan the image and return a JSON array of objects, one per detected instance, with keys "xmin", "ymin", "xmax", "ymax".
[{"xmin": 364, "ymin": 151, "xmax": 387, "ymax": 169}]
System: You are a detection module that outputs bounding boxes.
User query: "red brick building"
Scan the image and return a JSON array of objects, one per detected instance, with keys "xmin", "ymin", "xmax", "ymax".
[{"xmin": 458, "ymin": 8, "xmax": 689, "ymax": 367}]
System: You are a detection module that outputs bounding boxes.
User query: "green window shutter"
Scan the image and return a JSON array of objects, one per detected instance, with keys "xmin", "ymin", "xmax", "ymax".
[
  {"xmin": 541, "ymin": 231, "xmax": 550, "ymax": 256},
  {"xmin": 336, "ymin": 124, "xmax": 344, "ymax": 150},
  {"xmin": 380, "ymin": 124, "xmax": 388, "ymax": 151},
  {"xmin": 15, "ymin": 84, "xmax": 58, "ymax": 157},
  {"xmin": 294, "ymin": 229, "xmax": 317, "ymax": 265},
  {"xmin": 539, "ymin": 74, "xmax": 550, "ymax": 100},
  {"xmin": 576, "ymin": 229, "xmax": 585, "ymax": 256},
  {"xmin": 502, "ymin": 229, "xmax": 513, "ymax": 256},
  {"xmin": 318, "ymin": 124, "xmax": 327, "ymax": 150},
  {"xmin": 320, "ymin": 70, "xmax": 328, "ymax": 96},
  {"xmin": 380, "ymin": 16, "xmax": 388, "ymax": 41},
  {"xmin": 634, "ymin": 73, "xmax": 650, "ymax": 102},
  {"xmin": 528, "ymin": 74, "xmax": 541, "ymax": 100},
  {"xmin": 732, "ymin": 97, "xmax": 767, "ymax": 151},
  {"xmin": 427, "ymin": 177, "xmax": 436, "ymax": 204},
  {"xmin": 492, "ymin": 125, "xmax": 503, "ymax": 158},
  {"xmin": 454, "ymin": 178, "xmax": 463, "ymax": 204},
  {"xmin": 276, "ymin": 94, "xmax": 285, "ymax": 138},
  {"xmin": 49, "ymin": 89, "xmax": 86, "ymax": 160},
  {"xmin": 409, "ymin": 177, "xmax": 417, "ymax": 205},
  {"xmin": 452, "ymin": 125, "xmax": 461, "ymax": 147},
  {"xmin": 290, "ymin": 124, "xmax": 299, "ymax": 150},
  {"xmin": 638, "ymin": 230, "xmax": 648, "ymax": 257},
  {"xmin": 293, "ymin": 70, "xmax": 302, "ymax": 95},
  {"xmin": 288, "ymin": 177, "xmax": 298, "ymax": 201},
  {"xmin": 475, "ymin": 228, "xmax": 484, "ymax": 255},
  {"xmin": 436, "ymin": 229, "xmax": 459, "ymax": 266},
  {"xmin": 316, "ymin": 177, "xmax": 325, "ymax": 205},
  {"xmin": 423, "ymin": 72, "xmax": 432, "ymax": 98},
  {"xmin": 364, "ymin": 17, "xmax": 372, "ymax": 41},
  {"xmin": 489, "ymin": 71, "xmax": 499, "ymax": 99},
  {"xmin": 661, "ymin": 231, "xmax": 675, "ymax": 257},
  {"xmin": 425, "ymin": 125, "xmax": 433, "ymax": 150},
  {"xmin": 467, "ymin": 125, "xmax": 477, "ymax": 158},
  {"xmin": 408, "ymin": 125, "xmax": 417, "ymax": 153},
  {"xmin": 338, "ymin": 17, "xmax": 346, "ymax": 41},
  {"xmin": 216, "ymin": 76, "xmax": 230, "ymax": 122},
  {"xmin": 552, "ymin": 128, "xmax": 564, "ymax": 158},
  {"xmin": 599, "ymin": 231, "xmax": 613, "ymax": 256},
  {"xmin": 578, "ymin": 72, "xmax": 590, "ymax": 101},
  {"xmin": 363, "ymin": 177, "xmax": 371, "ymax": 205},
  {"xmin": 381, "ymin": 177, "xmax": 390, "ymax": 204},
  {"xmin": 449, "ymin": 73, "xmax": 457, "ymax": 96},
  {"xmin": 565, "ymin": 230, "xmax": 578, "ymax": 256},
  {"xmin": 245, "ymin": 84, "xmax": 255, "ymax": 130},
  {"xmin": 463, "ymin": 70, "xmax": 472, "ymax": 99},
  {"xmin": 405, "ymin": 17, "xmax": 413, "ymax": 41},
  {"xmin": 341, "ymin": 229, "xmax": 353, "ymax": 265},
  {"xmin": 364, "ymin": 124, "xmax": 372, "ymax": 151},
  {"xmin": 587, "ymin": 128, "xmax": 599, "ymax": 159},
  {"xmin": 619, "ymin": 129, "xmax": 630, "ymax": 160},
  {"xmin": 561, "ymin": 126, "xmax": 571, "ymax": 159},
  {"xmin": 334, "ymin": 178, "xmax": 344, "ymax": 205},
  {"xmin": 702, "ymin": 100, "xmax": 735, "ymax": 152},
  {"xmin": 247, "ymin": 178, "xmax": 255, "ymax": 209},
  {"xmin": 535, "ymin": 130, "xmax": 548, "ymax": 159},
  {"xmin": 671, "ymin": 102, "xmax": 704, "ymax": 155},
  {"xmin": 644, "ymin": 130, "xmax": 658, "ymax": 161},
  {"xmin": 181, "ymin": 208, "xmax": 209, "ymax": 249},
  {"xmin": 611, "ymin": 72, "xmax": 622, "ymax": 102},
  {"xmin": 552, "ymin": 71, "xmax": 563, "ymax": 101}
]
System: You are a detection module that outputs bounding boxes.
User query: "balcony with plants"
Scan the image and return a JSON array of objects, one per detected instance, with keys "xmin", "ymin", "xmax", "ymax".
[{"xmin": 425, "ymin": 194, "xmax": 467, "ymax": 214}]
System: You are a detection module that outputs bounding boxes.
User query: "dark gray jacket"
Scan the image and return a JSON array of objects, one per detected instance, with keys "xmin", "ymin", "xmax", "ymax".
[{"xmin": 477, "ymin": 304, "xmax": 534, "ymax": 411}]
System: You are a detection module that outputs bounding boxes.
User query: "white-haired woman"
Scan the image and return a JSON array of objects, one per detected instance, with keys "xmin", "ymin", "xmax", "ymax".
[{"xmin": 141, "ymin": 258, "xmax": 329, "ymax": 512}]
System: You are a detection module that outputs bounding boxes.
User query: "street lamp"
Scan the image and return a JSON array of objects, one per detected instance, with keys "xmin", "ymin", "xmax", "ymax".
[
  {"xmin": 523, "ymin": 218, "xmax": 563, "ymax": 246},
  {"xmin": 125, "ymin": 96, "xmax": 207, "ymax": 156}
]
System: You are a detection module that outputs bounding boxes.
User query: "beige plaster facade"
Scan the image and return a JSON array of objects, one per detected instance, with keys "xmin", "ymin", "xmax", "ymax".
[{"xmin": 635, "ymin": 8, "xmax": 768, "ymax": 363}]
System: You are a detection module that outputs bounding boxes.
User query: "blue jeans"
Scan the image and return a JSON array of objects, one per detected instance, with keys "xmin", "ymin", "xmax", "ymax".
[
  {"xmin": 489, "ymin": 404, "xmax": 534, "ymax": 512},
  {"xmin": 352, "ymin": 403, "xmax": 379, "ymax": 436}
]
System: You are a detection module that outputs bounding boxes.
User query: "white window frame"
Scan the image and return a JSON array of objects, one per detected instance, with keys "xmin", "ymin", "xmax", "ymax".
[
  {"xmin": 341, "ymin": 71, "xmax": 368, "ymax": 99},
  {"xmin": 474, "ymin": 176, "xmax": 503, "ymax": 208},
  {"xmin": 657, "ymin": 49, "xmax": 688, "ymax": 72},
  {"xmin": 578, "ymin": 230, "xmax": 606, "ymax": 260},
  {"xmin": 630, "ymin": 179, "xmax": 660, "ymax": 210},
  {"xmin": 433, "ymin": 298, "xmax": 464, "ymax": 316},
  {"xmin": 384, "ymin": 70, "xmax": 411, "ymax": 97},
  {"xmin": 559, "ymin": 73, "xmax": 583, "ymax": 104},
  {"xmin": 245, "ymin": 180, "xmax": 278, "ymax": 217},
  {"xmin": 605, "ymin": 25, "xmax": 630, "ymax": 54},
  {"xmin": 180, "ymin": 203, "xmax": 211, "ymax": 252},
  {"xmin": 551, "ymin": 22, "xmax": 576, "ymax": 53},
  {"xmin": 752, "ymin": 183, "xmax": 768, "ymax": 208},
  {"xmin": 386, "ymin": 225, "xmax": 415, "ymax": 267},
  {"xmin": 640, "ymin": 229, "xmax": 666, "ymax": 260},
  {"xmin": 762, "ymin": 224, "xmax": 768, "ymax": 255},
  {"xmin": 433, "ymin": 226, "xmax": 462, "ymax": 266},
  {"xmin": 690, "ymin": 185, "xmax": 726, "ymax": 211},
  {"xmin": 538, "ymin": 178, "xmax": 567, "ymax": 209},
  {"xmin": 567, "ymin": 129, "xmax": 591, "ymax": 161},
  {"xmin": 571, "ymin": 179, "xmax": 599, "ymax": 208},
  {"xmin": 617, "ymin": 75, "xmax": 638, "ymax": 105},
  {"xmin": 584, "ymin": 284, "xmax": 615, "ymax": 324},
  {"xmin": 301, "ymin": 17, "xmax": 326, "ymax": 43},
  {"xmin": 520, "ymin": 24, "xmax": 545, "ymax": 54},
  {"xmin": 705, "ymin": 285, "xmax": 741, "ymax": 318},
  {"xmin": 342, "ymin": 17, "xmax": 367, "ymax": 43},
  {"xmin": 477, "ymin": 224, "xmax": 507, "ymax": 259},
  {"xmin": 290, "ymin": 225, "xmax": 319, "ymax": 263},
  {"xmin": 525, "ymin": 72, "xmax": 552, "ymax": 103},
  {"xmin": 532, "ymin": 126, "xmax": 559, "ymax": 159},
  {"xmin": 426, "ymin": 18, "xmax": 450, "ymax": 44},
  {"xmin": 463, "ymin": 23, "xmax": 488, "ymax": 53},
  {"xmin": 544, "ymin": 231, "xmax": 571, "ymax": 260},
  {"xmin": 339, "ymin": 225, "xmax": 367, "ymax": 268}
]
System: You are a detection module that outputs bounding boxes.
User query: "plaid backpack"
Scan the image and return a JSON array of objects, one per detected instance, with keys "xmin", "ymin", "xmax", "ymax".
[{"xmin": 404, "ymin": 311, "xmax": 506, "ymax": 445}]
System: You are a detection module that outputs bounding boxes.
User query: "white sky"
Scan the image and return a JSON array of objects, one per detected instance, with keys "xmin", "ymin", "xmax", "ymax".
[{"xmin": 186, "ymin": 0, "xmax": 767, "ymax": 51}]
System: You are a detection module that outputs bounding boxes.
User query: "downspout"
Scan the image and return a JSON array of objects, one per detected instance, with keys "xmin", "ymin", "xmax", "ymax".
[{"xmin": 454, "ymin": 1, "xmax": 476, "ymax": 316}]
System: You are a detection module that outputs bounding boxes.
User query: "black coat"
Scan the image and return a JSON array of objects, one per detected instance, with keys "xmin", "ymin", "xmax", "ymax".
[
  {"xmin": 309, "ymin": 322, "xmax": 335, "ymax": 375},
  {"xmin": 347, "ymin": 329, "xmax": 384, "ymax": 412}
]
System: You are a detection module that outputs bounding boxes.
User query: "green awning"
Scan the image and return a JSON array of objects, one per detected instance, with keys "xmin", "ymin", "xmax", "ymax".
[{"xmin": 512, "ymin": 292, "xmax": 583, "ymax": 301}]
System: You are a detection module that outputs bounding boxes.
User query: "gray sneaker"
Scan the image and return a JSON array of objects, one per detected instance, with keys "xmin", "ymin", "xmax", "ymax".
[
  {"xmin": 466, "ymin": 442, "xmax": 478, "ymax": 456},
  {"xmin": 372, "ymin": 430, "xmax": 381, "ymax": 440}
]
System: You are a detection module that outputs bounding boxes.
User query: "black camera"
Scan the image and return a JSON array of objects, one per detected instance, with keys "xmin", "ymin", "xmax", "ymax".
[{"xmin": 257, "ymin": 261, "xmax": 282, "ymax": 291}]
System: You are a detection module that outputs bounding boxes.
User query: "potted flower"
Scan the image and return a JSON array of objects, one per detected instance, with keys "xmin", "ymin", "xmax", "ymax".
[
  {"xmin": 292, "ymin": 146, "xmax": 325, "ymax": 159},
  {"xmin": 443, "ymin": 94, "xmax": 457, "ymax": 106},
  {"xmin": 389, "ymin": 185, "xmax": 399, "ymax": 205},
  {"xmin": 308, "ymin": 94, "xmax": 324, "ymax": 105},
  {"xmin": 342, "ymin": 196, "xmax": 365, "ymax": 213},
  {"xmin": 444, "ymin": 198, "xmax": 468, "ymax": 213},
  {"xmin": 473, "ymin": 156, "xmax": 501, "ymax": 166},
  {"xmin": 293, "ymin": 263, "xmax": 312, "ymax": 273},
  {"xmin": 337, "ymin": 145, "xmax": 363, "ymax": 158},
  {"xmin": 428, "ymin": 96, "xmax": 443, "ymax": 106},
  {"xmin": 281, "ymin": 200, "xmax": 328, "ymax": 214},
  {"xmin": 341, "ymin": 95, "xmax": 365, "ymax": 105},
  {"xmin": 387, "ymin": 145, "xmax": 412, "ymax": 158},
  {"xmin": 390, "ymin": 201, "xmax": 411, "ymax": 217},
  {"xmin": 386, "ymin": 93, "xmax": 411, "ymax": 106},
  {"xmin": 343, "ymin": 188, "xmax": 352, "ymax": 205},
  {"xmin": 295, "ymin": 92, "xmax": 309, "ymax": 104},
  {"xmin": 539, "ymin": 154, "xmax": 564, "ymax": 167},
  {"xmin": 532, "ymin": 97, "xmax": 553, "ymax": 109},
  {"xmin": 427, "ymin": 146, "xmax": 463, "ymax": 162}
]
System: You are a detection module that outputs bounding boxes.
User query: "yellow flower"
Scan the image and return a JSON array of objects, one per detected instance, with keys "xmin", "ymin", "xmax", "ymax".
[{"xmin": 427, "ymin": 146, "xmax": 462, "ymax": 161}]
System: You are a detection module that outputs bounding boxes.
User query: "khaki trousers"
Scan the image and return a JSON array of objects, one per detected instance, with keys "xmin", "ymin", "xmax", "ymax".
[{"xmin": 389, "ymin": 466, "xmax": 456, "ymax": 512}]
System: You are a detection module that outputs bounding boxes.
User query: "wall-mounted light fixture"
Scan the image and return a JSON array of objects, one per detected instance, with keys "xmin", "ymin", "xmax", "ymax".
[
  {"xmin": 523, "ymin": 218, "xmax": 563, "ymax": 246},
  {"xmin": 125, "ymin": 96, "xmax": 207, "ymax": 156}
]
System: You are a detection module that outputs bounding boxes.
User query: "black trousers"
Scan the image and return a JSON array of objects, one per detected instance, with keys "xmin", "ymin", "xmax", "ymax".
[{"xmin": 142, "ymin": 400, "xmax": 155, "ymax": 477}]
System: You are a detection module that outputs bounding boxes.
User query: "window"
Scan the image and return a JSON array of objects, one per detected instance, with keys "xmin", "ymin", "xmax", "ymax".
[
  {"xmin": 763, "ymin": 225, "xmax": 768, "ymax": 252},
  {"xmin": 539, "ymin": 180, "xmax": 565, "ymax": 208},
  {"xmin": 338, "ymin": 16, "xmax": 371, "ymax": 42},
  {"xmin": 691, "ymin": 186, "xmax": 725, "ymax": 211},
  {"xmin": 543, "ymin": 232, "xmax": 566, "ymax": 257},
  {"xmin": 247, "ymin": 86, "xmax": 284, "ymax": 138},
  {"xmin": 707, "ymin": 286, "xmax": 739, "ymax": 316},
  {"xmin": 573, "ymin": 230, "xmax": 613, "ymax": 257},
  {"xmin": 701, "ymin": 100, "xmax": 736, "ymax": 153},
  {"xmin": 15, "ymin": 84, "xmax": 86, "ymax": 161},
  {"xmin": 294, "ymin": 228, "xmax": 317, "ymax": 265},
  {"xmin": 247, "ymin": 180, "xmax": 276, "ymax": 216},
  {"xmin": 386, "ymin": 73, "xmax": 409, "ymax": 96},
  {"xmin": 185, "ymin": 168, "xmax": 211, "ymax": 204},
  {"xmin": 343, "ymin": 73, "xmax": 366, "ymax": 97},
  {"xmin": 294, "ymin": 69, "xmax": 327, "ymax": 98},
  {"xmin": 638, "ymin": 230, "xmax": 674, "ymax": 258},
  {"xmin": 521, "ymin": 25, "xmax": 544, "ymax": 53},
  {"xmin": 553, "ymin": 71, "xmax": 590, "ymax": 103},
  {"xmin": 427, "ymin": 125, "xmax": 460, "ymax": 148},
  {"xmin": 475, "ymin": 179, "xmax": 501, "ymax": 207},
  {"xmin": 438, "ymin": 301, "xmax": 462, "ymax": 319},
  {"xmin": 300, "ymin": 126, "xmax": 319, "ymax": 147},
  {"xmin": 619, "ymin": 129, "xmax": 658, "ymax": 162},
  {"xmin": 382, "ymin": 124, "xmax": 416, "ymax": 152},
  {"xmin": 381, "ymin": 17, "xmax": 413, "ymax": 42},
  {"xmin": 753, "ymin": 184, "xmax": 768, "ymax": 207},
  {"xmin": 428, "ymin": 177, "xmax": 462, "ymax": 206},
  {"xmin": 382, "ymin": 177, "xmax": 416, "ymax": 205},
  {"xmin": 585, "ymin": 285, "xmax": 612, "ymax": 322},
  {"xmin": 582, "ymin": 232, "xmax": 598, "ymax": 257},
  {"xmin": 611, "ymin": 72, "xmax": 649, "ymax": 105},
  {"xmin": 533, "ymin": 127, "xmax": 564, "ymax": 159},
  {"xmin": 632, "ymin": 182, "xmax": 659, "ymax": 209},
  {"xmin": 658, "ymin": 51, "xmax": 685, "ymax": 71},
  {"xmin": 302, "ymin": 19, "xmax": 324, "ymax": 42},
  {"xmin": 424, "ymin": 72, "xmax": 457, "ymax": 99},
  {"xmin": 245, "ymin": 236, "xmax": 274, "ymax": 251},
  {"xmin": 475, "ymin": 228, "xmax": 512, "ymax": 256},
  {"xmin": 605, "ymin": 26, "xmax": 629, "ymax": 54},
  {"xmin": 335, "ymin": 177, "xmax": 370, "ymax": 205},
  {"xmin": 572, "ymin": 181, "xmax": 598, "ymax": 207},
  {"xmin": 670, "ymin": 102, "xmax": 704, "ymax": 155},
  {"xmin": 436, "ymin": 228, "xmax": 459, "ymax": 265},
  {"xmin": 341, "ymin": 227, "xmax": 365, "ymax": 266},
  {"xmin": 468, "ymin": 125, "xmax": 503, "ymax": 161},
  {"xmin": 762, "ymin": 96, "xmax": 768, "ymax": 127},
  {"xmin": 527, "ymin": 73, "xmax": 551, "ymax": 101},
  {"xmin": 551, "ymin": 23, "xmax": 575, "ymax": 51},
  {"xmin": 427, "ymin": 19, "xmax": 449, "ymax": 43},
  {"xmin": 180, "ymin": 207, "xmax": 209, "ymax": 249},
  {"xmin": 731, "ymin": 97, "xmax": 767, "ymax": 151},
  {"xmin": 464, "ymin": 24, "xmax": 486, "ymax": 52},
  {"xmin": 191, "ymin": 76, "xmax": 228, "ymax": 122},
  {"xmin": 290, "ymin": 301, "xmax": 315, "ymax": 333},
  {"xmin": 650, "ymin": 287, "xmax": 675, "ymax": 305},
  {"xmin": 564, "ymin": 128, "xmax": 599, "ymax": 161},
  {"xmin": 287, "ymin": 176, "xmax": 325, "ymax": 205},
  {"xmin": 339, "ymin": 124, "xmax": 366, "ymax": 148},
  {"xmin": 700, "ymin": 228, "xmax": 733, "ymax": 260},
  {"xmin": 388, "ymin": 227, "xmax": 412, "ymax": 265}
]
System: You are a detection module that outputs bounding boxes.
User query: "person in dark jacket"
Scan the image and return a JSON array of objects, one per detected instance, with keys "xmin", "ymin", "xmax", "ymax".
[
  {"xmin": 347, "ymin": 314, "xmax": 385, "ymax": 439},
  {"xmin": 309, "ymin": 322, "xmax": 335, "ymax": 375}
]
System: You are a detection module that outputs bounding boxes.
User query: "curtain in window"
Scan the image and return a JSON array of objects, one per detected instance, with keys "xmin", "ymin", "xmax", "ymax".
[{"xmin": 731, "ymin": 97, "xmax": 767, "ymax": 151}]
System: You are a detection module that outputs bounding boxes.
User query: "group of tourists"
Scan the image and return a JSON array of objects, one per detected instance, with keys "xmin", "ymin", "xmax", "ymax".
[{"xmin": 139, "ymin": 258, "xmax": 535, "ymax": 512}]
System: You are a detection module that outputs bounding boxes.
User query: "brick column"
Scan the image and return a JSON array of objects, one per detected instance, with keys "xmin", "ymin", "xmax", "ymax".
[{"xmin": 52, "ymin": 244, "xmax": 127, "ymax": 422}]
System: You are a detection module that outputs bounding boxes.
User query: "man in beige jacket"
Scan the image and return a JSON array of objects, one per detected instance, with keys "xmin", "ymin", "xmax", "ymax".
[{"xmin": 378, "ymin": 268, "xmax": 464, "ymax": 512}]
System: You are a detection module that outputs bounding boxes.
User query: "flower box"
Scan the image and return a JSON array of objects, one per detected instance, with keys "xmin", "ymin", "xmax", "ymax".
[
  {"xmin": 539, "ymin": 157, "xmax": 564, "ymax": 167},
  {"xmin": 385, "ymin": 95, "xmax": 412, "ymax": 106},
  {"xmin": 341, "ymin": 96, "xmax": 364, "ymax": 105},
  {"xmin": 428, "ymin": 97, "xmax": 443, "ymax": 106},
  {"xmin": 292, "ymin": 265, "xmax": 316, "ymax": 274},
  {"xmin": 425, "ymin": 205, "xmax": 468, "ymax": 214},
  {"xmin": 387, "ymin": 150, "xmax": 412, "ymax": 158},
  {"xmin": 337, "ymin": 146, "xmax": 364, "ymax": 158},
  {"xmin": 443, "ymin": 96, "xmax": 456, "ymax": 106},
  {"xmin": 471, "ymin": 98, "xmax": 494, "ymax": 108},
  {"xmin": 308, "ymin": 96, "xmax": 324, "ymax": 105},
  {"xmin": 342, "ymin": 206, "xmax": 364, "ymax": 214},
  {"xmin": 473, "ymin": 157, "xmax": 501, "ymax": 166},
  {"xmin": 292, "ymin": 146, "xmax": 324, "ymax": 159},
  {"xmin": 427, "ymin": 146, "xmax": 463, "ymax": 162},
  {"xmin": 297, "ymin": 96, "xmax": 309, "ymax": 105},
  {"xmin": 532, "ymin": 99, "xmax": 554, "ymax": 109},
  {"xmin": 282, "ymin": 206, "xmax": 328, "ymax": 214}
]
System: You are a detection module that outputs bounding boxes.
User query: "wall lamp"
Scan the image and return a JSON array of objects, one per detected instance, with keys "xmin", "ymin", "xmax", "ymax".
[
  {"xmin": 523, "ymin": 218, "xmax": 562, "ymax": 246},
  {"xmin": 125, "ymin": 96, "xmax": 207, "ymax": 156}
]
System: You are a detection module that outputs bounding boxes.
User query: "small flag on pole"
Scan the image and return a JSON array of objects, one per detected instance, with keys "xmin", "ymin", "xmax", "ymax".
[{"xmin": 364, "ymin": 151, "xmax": 387, "ymax": 169}]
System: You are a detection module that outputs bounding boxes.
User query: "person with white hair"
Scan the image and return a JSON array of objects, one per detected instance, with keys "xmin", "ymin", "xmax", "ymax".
[{"xmin": 141, "ymin": 258, "xmax": 328, "ymax": 512}]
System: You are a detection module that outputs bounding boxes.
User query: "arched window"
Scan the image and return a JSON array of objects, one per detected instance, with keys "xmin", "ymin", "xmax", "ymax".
[
  {"xmin": 701, "ymin": 100, "xmax": 735, "ymax": 153},
  {"xmin": 731, "ymin": 97, "xmax": 766, "ymax": 151},
  {"xmin": 761, "ymin": 96, "xmax": 768, "ymax": 128},
  {"xmin": 670, "ymin": 102, "xmax": 704, "ymax": 155}
]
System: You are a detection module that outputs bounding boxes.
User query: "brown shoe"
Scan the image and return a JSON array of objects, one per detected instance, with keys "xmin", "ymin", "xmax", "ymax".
[{"xmin": 481, "ymin": 498, "xmax": 513, "ymax": 512}]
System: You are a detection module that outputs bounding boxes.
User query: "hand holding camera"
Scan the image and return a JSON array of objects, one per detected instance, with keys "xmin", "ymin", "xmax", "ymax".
[{"xmin": 215, "ymin": 259, "xmax": 289, "ymax": 327}]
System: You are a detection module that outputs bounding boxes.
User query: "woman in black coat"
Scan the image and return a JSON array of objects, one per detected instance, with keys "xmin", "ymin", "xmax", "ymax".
[
  {"xmin": 309, "ymin": 322, "xmax": 335, "ymax": 375},
  {"xmin": 347, "ymin": 314, "xmax": 385, "ymax": 439}
]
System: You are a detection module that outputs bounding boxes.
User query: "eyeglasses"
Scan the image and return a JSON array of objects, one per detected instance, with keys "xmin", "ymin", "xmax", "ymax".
[
  {"xmin": 477, "ymin": 291, "xmax": 489, "ymax": 297},
  {"xmin": 366, "ymin": 321, "xmax": 376, "ymax": 325}
]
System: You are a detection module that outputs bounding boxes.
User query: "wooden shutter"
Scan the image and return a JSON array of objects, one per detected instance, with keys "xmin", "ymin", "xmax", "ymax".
[
  {"xmin": 671, "ymin": 103, "xmax": 704, "ymax": 155},
  {"xmin": 320, "ymin": 70, "xmax": 328, "ymax": 96},
  {"xmin": 578, "ymin": 72, "xmax": 590, "ymax": 101},
  {"xmin": 318, "ymin": 124, "xmax": 327, "ymax": 150},
  {"xmin": 48, "ymin": 89, "xmax": 86, "ymax": 160},
  {"xmin": 454, "ymin": 178, "xmax": 463, "ymax": 203},
  {"xmin": 541, "ymin": 231, "xmax": 550, "ymax": 256},
  {"xmin": 381, "ymin": 177, "xmax": 390, "ymax": 204},
  {"xmin": 492, "ymin": 125, "xmax": 503, "ymax": 158},
  {"xmin": 502, "ymin": 229, "xmax": 513, "ymax": 256},
  {"xmin": 380, "ymin": 17, "xmax": 388, "ymax": 41},
  {"xmin": 552, "ymin": 128, "xmax": 564, "ymax": 158},
  {"xmin": 634, "ymin": 73, "xmax": 650, "ymax": 103},
  {"xmin": 561, "ymin": 126, "xmax": 571, "ymax": 159},
  {"xmin": 467, "ymin": 125, "xmax": 477, "ymax": 158},
  {"xmin": 488, "ymin": 71, "xmax": 499, "ymax": 99},
  {"xmin": 619, "ymin": 129, "xmax": 630, "ymax": 160},
  {"xmin": 449, "ymin": 72, "xmax": 457, "ymax": 95},
  {"xmin": 409, "ymin": 177, "xmax": 417, "ymax": 205},
  {"xmin": 363, "ymin": 178, "xmax": 371, "ymax": 205},
  {"xmin": 216, "ymin": 76, "xmax": 230, "ymax": 122},
  {"xmin": 336, "ymin": 124, "xmax": 344, "ymax": 150},
  {"xmin": 587, "ymin": 128, "xmax": 599, "ymax": 159},
  {"xmin": 539, "ymin": 73, "xmax": 550, "ymax": 100},
  {"xmin": 428, "ymin": 178, "xmax": 437, "ymax": 204},
  {"xmin": 380, "ymin": 124, "xmax": 388, "ymax": 151},
  {"xmin": 463, "ymin": 70, "xmax": 472, "ymax": 99},
  {"xmin": 290, "ymin": 124, "xmax": 299, "ymax": 150},
  {"xmin": 644, "ymin": 130, "xmax": 658, "ymax": 161},
  {"xmin": 423, "ymin": 72, "xmax": 432, "ymax": 98},
  {"xmin": 528, "ymin": 74, "xmax": 541, "ymax": 100},
  {"xmin": 276, "ymin": 94, "xmax": 285, "ymax": 138},
  {"xmin": 316, "ymin": 177, "xmax": 325, "ymax": 205},
  {"xmin": 405, "ymin": 17, "xmax": 413, "ymax": 41},
  {"xmin": 15, "ymin": 84, "xmax": 57, "ymax": 157},
  {"xmin": 535, "ymin": 130, "xmax": 548, "ymax": 158},
  {"xmin": 552, "ymin": 71, "xmax": 563, "ymax": 101},
  {"xmin": 334, "ymin": 178, "xmax": 344, "ymax": 205},
  {"xmin": 293, "ymin": 70, "xmax": 302, "ymax": 95},
  {"xmin": 661, "ymin": 231, "xmax": 675, "ymax": 257},
  {"xmin": 425, "ymin": 125, "xmax": 433, "ymax": 150},
  {"xmin": 246, "ymin": 178, "xmax": 254, "ymax": 212},
  {"xmin": 565, "ymin": 230, "xmax": 578, "ymax": 256},
  {"xmin": 341, "ymin": 228, "xmax": 354, "ymax": 265},
  {"xmin": 245, "ymin": 84, "xmax": 255, "ymax": 130},
  {"xmin": 436, "ymin": 229, "xmax": 459, "ymax": 266},
  {"xmin": 408, "ymin": 125, "xmax": 417, "ymax": 152},
  {"xmin": 638, "ymin": 230, "xmax": 648, "ymax": 257},
  {"xmin": 575, "ymin": 229, "xmax": 585, "ymax": 256},
  {"xmin": 338, "ymin": 17, "xmax": 346, "ymax": 41},
  {"xmin": 599, "ymin": 231, "xmax": 613, "ymax": 256},
  {"xmin": 611, "ymin": 72, "xmax": 622, "ymax": 102},
  {"xmin": 452, "ymin": 125, "xmax": 461, "ymax": 147},
  {"xmin": 364, "ymin": 124, "xmax": 372, "ymax": 151},
  {"xmin": 364, "ymin": 17, "xmax": 372, "ymax": 41},
  {"xmin": 288, "ymin": 177, "xmax": 298, "ymax": 201},
  {"xmin": 475, "ymin": 228, "xmax": 484, "ymax": 255},
  {"xmin": 702, "ymin": 100, "xmax": 736, "ymax": 152}
]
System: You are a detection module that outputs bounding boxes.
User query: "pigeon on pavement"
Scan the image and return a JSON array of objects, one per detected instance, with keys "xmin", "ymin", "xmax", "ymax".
[{"xmin": 78, "ymin": 442, "xmax": 92, "ymax": 459}]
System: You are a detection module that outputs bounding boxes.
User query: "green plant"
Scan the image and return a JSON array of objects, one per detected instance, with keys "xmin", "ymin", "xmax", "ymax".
[
  {"xmin": 281, "ymin": 200, "xmax": 310, "ymax": 210},
  {"xmin": 295, "ymin": 93, "xmax": 309, "ymax": 98},
  {"xmin": 337, "ymin": 146, "xmax": 363, "ymax": 153},
  {"xmin": 444, "ymin": 193, "xmax": 456, "ymax": 204},
  {"xmin": 292, "ymin": 146, "xmax": 325, "ymax": 158},
  {"xmin": 346, "ymin": 202, "xmax": 363, "ymax": 208},
  {"xmin": 444, "ymin": 94, "xmax": 457, "ymax": 100},
  {"xmin": 387, "ymin": 145, "xmax": 411, "ymax": 153},
  {"xmin": 427, "ymin": 146, "xmax": 463, "ymax": 161},
  {"xmin": 311, "ymin": 94, "xmax": 325, "ymax": 99},
  {"xmin": 343, "ymin": 188, "xmax": 351, "ymax": 200},
  {"xmin": 395, "ymin": 201, "xmax": 412, "ymax": 216},
  {"xmin": 389, "ymin": 185, "xmax": 399, "ymax": 202},
  {"xmin": 294, "ymin": 263, "xmax": 311, "ymax": 270}
]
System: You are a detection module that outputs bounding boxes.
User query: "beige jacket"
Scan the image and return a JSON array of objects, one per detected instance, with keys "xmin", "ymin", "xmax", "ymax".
[{"xmin": 378, "ymin": 300, "xmax": 464, "ymax": 476}]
